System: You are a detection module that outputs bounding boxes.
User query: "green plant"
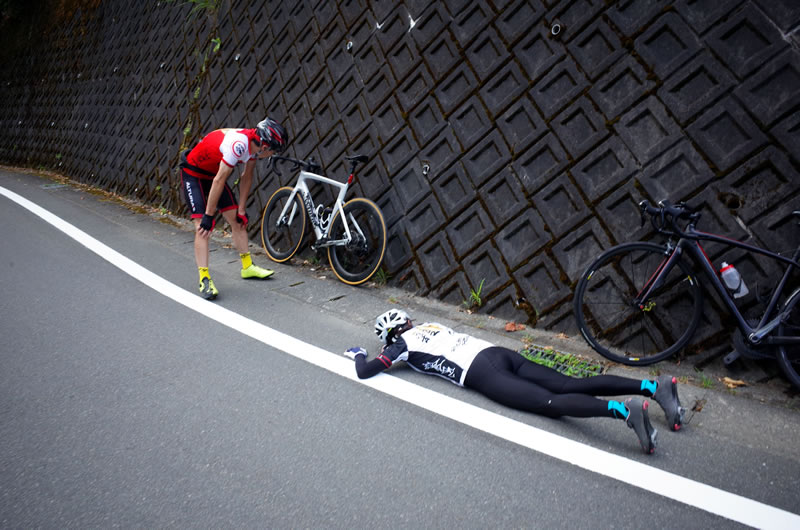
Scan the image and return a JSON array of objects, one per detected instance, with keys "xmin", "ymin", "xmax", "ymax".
[
  {"xmin": 374, "ymin": 268, "xmax": 390, "ymax": 285},
  {"xmin": 463, "ymin": 278, "xmax": 485, "ymax": 309},
  {"xmin": 520, "ymin": 348, "xmax": 604, "ymax": 378},
  {"xmin": 694, "ymin": 367, "xmax": 714, "ymax": 389},
  {"xmin": 165, "ymin": 0, "xmax": 221, "ymax": 19},
  {"xmin": 167, "ymin": 0, "xmax": 222, "ymax": 151}
]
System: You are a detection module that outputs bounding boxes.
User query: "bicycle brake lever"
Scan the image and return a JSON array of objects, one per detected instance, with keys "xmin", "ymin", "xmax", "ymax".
[
  {"xmin": 270, "ymin": 156, "xmax": 283, "ymax": 176},
  {"xmin": 638, "ymin": 200, "xmax": 649, "ymax": 227},
  {"xmin": 306, "ymin": 157, "xmax": 321, "ymax": 173}
]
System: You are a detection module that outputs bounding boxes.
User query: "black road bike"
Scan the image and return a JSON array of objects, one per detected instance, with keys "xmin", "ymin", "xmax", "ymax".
[{"xmin": 573, "ymin": 200, "xmax": 800, "ymax": 389}]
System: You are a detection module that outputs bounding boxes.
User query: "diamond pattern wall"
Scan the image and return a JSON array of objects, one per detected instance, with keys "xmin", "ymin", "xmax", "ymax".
[{"xmin": 1, "ymin": 0, "xmax": 799, "ymax": 356}]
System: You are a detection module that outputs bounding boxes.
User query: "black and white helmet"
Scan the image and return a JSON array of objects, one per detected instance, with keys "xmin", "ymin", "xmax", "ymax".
[
  {"xmin": 375, "ymin": 309, "xmax": 411, "ymax": 345},
  {"xmin": 255, "ymin": 117, "xmax": 288, "ymax": 153}
]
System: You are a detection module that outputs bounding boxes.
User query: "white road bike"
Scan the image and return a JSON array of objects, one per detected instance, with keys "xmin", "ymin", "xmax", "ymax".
[{"xmin": 260, "ymin": 154, "xmax": 387, "ymax": 285}]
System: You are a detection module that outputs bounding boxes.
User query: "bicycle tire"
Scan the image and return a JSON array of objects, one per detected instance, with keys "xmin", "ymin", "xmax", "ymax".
[
  {"xmin": 260, "ymin": 186, "xmax": 305, "ymax": 262},
  {"xmin": 777, "ymin": 288, "xmax": 800, "ymax": 389},
  {"xmin": 327, "ymin": 198, "xmax": 386, "ymax": 285},
  {"xmin": 573, "ymin": 241, "xmax": 703, "ymax": 365}
]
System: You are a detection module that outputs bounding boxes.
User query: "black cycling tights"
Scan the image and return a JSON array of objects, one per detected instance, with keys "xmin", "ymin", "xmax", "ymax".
[{"xmin": 463, "ymin": 347, "xmax": 645, "ymax": 419}]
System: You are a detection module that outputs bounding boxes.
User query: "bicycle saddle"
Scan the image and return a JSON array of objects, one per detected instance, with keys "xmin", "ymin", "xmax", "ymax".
[{"xmin": 345, "ymin": 154, "xmax": 368, "ymax": 164}]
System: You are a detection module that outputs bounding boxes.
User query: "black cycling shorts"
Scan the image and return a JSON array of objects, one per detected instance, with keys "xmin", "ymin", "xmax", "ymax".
[{"xmin": 180, "ymin": 169, "xmax": 238, "ymax": 219}]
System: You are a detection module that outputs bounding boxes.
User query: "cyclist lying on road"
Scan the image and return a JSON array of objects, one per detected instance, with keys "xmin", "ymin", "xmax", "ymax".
[
  {"xmin": 344, "ymin": 309, "xmax": 686, "ymax": 454},
  {"xmin": 179, "ymin": 117, "xmax": 289, "ymax": 300}
]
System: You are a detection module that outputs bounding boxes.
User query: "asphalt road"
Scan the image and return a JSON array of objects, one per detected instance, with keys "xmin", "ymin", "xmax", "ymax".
[{"xmin": 1, "ymin": 169, "xmax": 799, "ymax": 528}]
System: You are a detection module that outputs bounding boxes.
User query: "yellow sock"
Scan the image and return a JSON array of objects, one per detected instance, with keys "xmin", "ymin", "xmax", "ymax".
[
  {"xmin": 240, "ymin": 252, "xmax": 253, "ymax": 269},
  {"xmin": 199, "ymin": 267, "xmax": 210, "ymax": 282}
]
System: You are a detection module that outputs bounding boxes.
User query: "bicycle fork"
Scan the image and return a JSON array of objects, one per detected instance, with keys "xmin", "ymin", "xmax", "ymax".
[{"xmin": 634, "ymin": 245, "xmax": 683, "ymax": 311}]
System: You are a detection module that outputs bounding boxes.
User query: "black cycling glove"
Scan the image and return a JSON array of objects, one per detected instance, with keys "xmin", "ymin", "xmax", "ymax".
[{"xmin": 200, "ymin": 213, "xmax": 215, "ymax": 231}]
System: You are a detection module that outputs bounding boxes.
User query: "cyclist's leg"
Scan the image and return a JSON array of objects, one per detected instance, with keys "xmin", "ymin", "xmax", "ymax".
[
  {"xmin": 465, "ymin": 351, "xmax": 610, "ymax": 418},
  {"xmin": 465, "ymin": 350, "xmax": 657, "ymax": 452},
  {"xmin": 219, "ymin": 191, "xmax": 274, "ymax": 279},
  {"xmin": 182, "ymin": 172, "xmax": 219, "ymax": 298},
  {"xmin": 499, "ymin": 346, "xmax": 683, "ymax": 430},
  {"xmin": 181, "ymin": 171, "xmax": 210, "ymax": 267},
  {"xmin": 517, "ymin": 357, "xmax": 644, "ymax": 396}
]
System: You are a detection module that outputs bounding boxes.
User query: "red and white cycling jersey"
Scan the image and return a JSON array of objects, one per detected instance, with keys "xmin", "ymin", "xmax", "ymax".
[{"xmin": 184, "ymin": 128, "xmax": 259, "ymax": 179}]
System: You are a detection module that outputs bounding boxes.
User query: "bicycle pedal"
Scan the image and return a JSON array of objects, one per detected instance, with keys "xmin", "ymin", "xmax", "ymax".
[{"xmin": 723, "ymin": 350, "xmax": 741, "ymax": 366}]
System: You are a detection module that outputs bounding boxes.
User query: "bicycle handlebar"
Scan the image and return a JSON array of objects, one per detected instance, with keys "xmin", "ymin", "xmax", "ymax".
[
  {"xmin": 639, "ymin": 199, "xmax": 701, "ymax": 237},
  {"xmin": 269, "ymin": 155, "xmax": 322, "ymax": 175}
]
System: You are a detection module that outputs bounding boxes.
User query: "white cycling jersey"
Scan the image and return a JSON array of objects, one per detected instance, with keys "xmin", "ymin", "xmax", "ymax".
[{"xmin": 377, "ymin": 323, "xmax": 493, "ymax": 386}]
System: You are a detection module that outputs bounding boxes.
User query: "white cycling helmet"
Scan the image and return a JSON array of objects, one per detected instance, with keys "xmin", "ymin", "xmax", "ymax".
[{"xmin": 375, "ymin": 309, "xmax": 411, "ymax": 345}]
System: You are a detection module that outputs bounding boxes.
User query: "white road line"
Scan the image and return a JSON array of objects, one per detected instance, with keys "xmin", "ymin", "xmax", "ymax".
[{"xmin": 4, "ymin": 184, "xmax": 798, "ymax": 529}]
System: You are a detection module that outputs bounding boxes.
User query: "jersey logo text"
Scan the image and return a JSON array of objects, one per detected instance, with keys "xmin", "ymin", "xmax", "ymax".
[{"xmin": 422, "ymin": 358, "xmax": 457, "ymax": 380}]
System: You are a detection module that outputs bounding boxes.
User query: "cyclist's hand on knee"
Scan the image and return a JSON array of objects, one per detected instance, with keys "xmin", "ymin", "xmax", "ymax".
[
  {"xmin": 199, "ymin": 214, "xmax": 215, "ymax": 236},
  {"xmin": 236, "ymin": 212, "xmax": 248, "ymax": 227},
  {"xmin": 343, "ymin": 347, "xmax": 367, "ymax": 360}
]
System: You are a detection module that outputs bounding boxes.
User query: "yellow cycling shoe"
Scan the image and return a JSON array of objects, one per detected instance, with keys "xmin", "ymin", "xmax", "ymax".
[
  {"xmin": 199, "ymin": 277, "xmax": 219, "ymax": 300},
  {"xmin": 241, "ymin": 264, "xmax": 275, "ymax": 279}
]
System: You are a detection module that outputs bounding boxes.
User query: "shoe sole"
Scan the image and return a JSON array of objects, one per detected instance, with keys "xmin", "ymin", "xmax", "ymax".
[
  {"xmin": 242, "ymin": 271, "xmax": 274, "ymax": 279},
  {"xmin": 659, "ymin": 376, "xmax": 686, "ymax": 431},
  {"xmin": 641, "ymin": 401, "xmax": 658, "ymax": 454},
  {"xmin": 628, "ymin": 400, "xmax": 658, "ymax": 454}
]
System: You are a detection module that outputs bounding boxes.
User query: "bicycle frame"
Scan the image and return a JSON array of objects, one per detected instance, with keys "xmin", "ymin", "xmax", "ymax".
[
  {"xmin": 635, "ymin": 225, "xmax": 800, "ymax": 346},
  {"xmin": 278, "ymin": 169, "xmax": 355, "ymax": 246}
]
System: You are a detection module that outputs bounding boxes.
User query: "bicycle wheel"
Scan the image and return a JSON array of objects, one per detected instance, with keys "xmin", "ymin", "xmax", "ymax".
[
  {"xmin": 574, "ymin": 242, "xmax": 703, "ymax": 365},
  {"xmin": 260, "ymin": 186, "xmax": 305, "ymax": 262},
  {"xmin": 327, "ymin": 197, "xmax": 386, "ymax": 285},
  {"xmin": 777, "ymin": 288, "xmax": 800, "ymax": 389}
]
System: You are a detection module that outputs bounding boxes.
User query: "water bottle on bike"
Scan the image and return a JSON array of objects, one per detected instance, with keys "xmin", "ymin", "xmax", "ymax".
[{"xmin": 719, "ymin": 262, "xmax": 749, "ymax": 299}]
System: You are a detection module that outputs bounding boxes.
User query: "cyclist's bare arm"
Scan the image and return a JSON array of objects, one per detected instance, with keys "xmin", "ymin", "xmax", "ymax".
[{"xmin": 237, "ymin": 159, "xmax": 256, "ymax": 216}]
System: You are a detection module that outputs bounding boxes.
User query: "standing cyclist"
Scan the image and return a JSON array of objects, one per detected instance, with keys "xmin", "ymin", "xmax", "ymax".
[
  {"xmin": 179, "ymin": 117, "xmax": 288, "ymax": 299},
  {"xmin": 344, "ymin": 309, "xmax": 687, "ymax": 454}
]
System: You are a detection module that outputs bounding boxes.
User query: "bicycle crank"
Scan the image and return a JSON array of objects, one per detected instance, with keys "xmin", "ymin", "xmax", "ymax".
[
  {"xmin": 732, "ymin": 319, "xmax": 776, "ymax": 360},
  {"xmin": 311, "ymin": 238, "xmax": 334, "ymax": 250}
]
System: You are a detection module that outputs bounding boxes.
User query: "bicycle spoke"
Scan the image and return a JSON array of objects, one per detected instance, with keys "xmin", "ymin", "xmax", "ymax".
[
  {"xmin": 574, "ymin": 242, "xmax": 702, "ymax": 365},
  {"xmin": 779, "ymin": 305, "xmax": 800, "ymax": 377},
  {"xmin": 327, "ymin": 199, "xmax": 386, "ymax": 285},
  {"xmin": 261, "ymin": 187, "xmax": 305, "ymax": 262}
]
